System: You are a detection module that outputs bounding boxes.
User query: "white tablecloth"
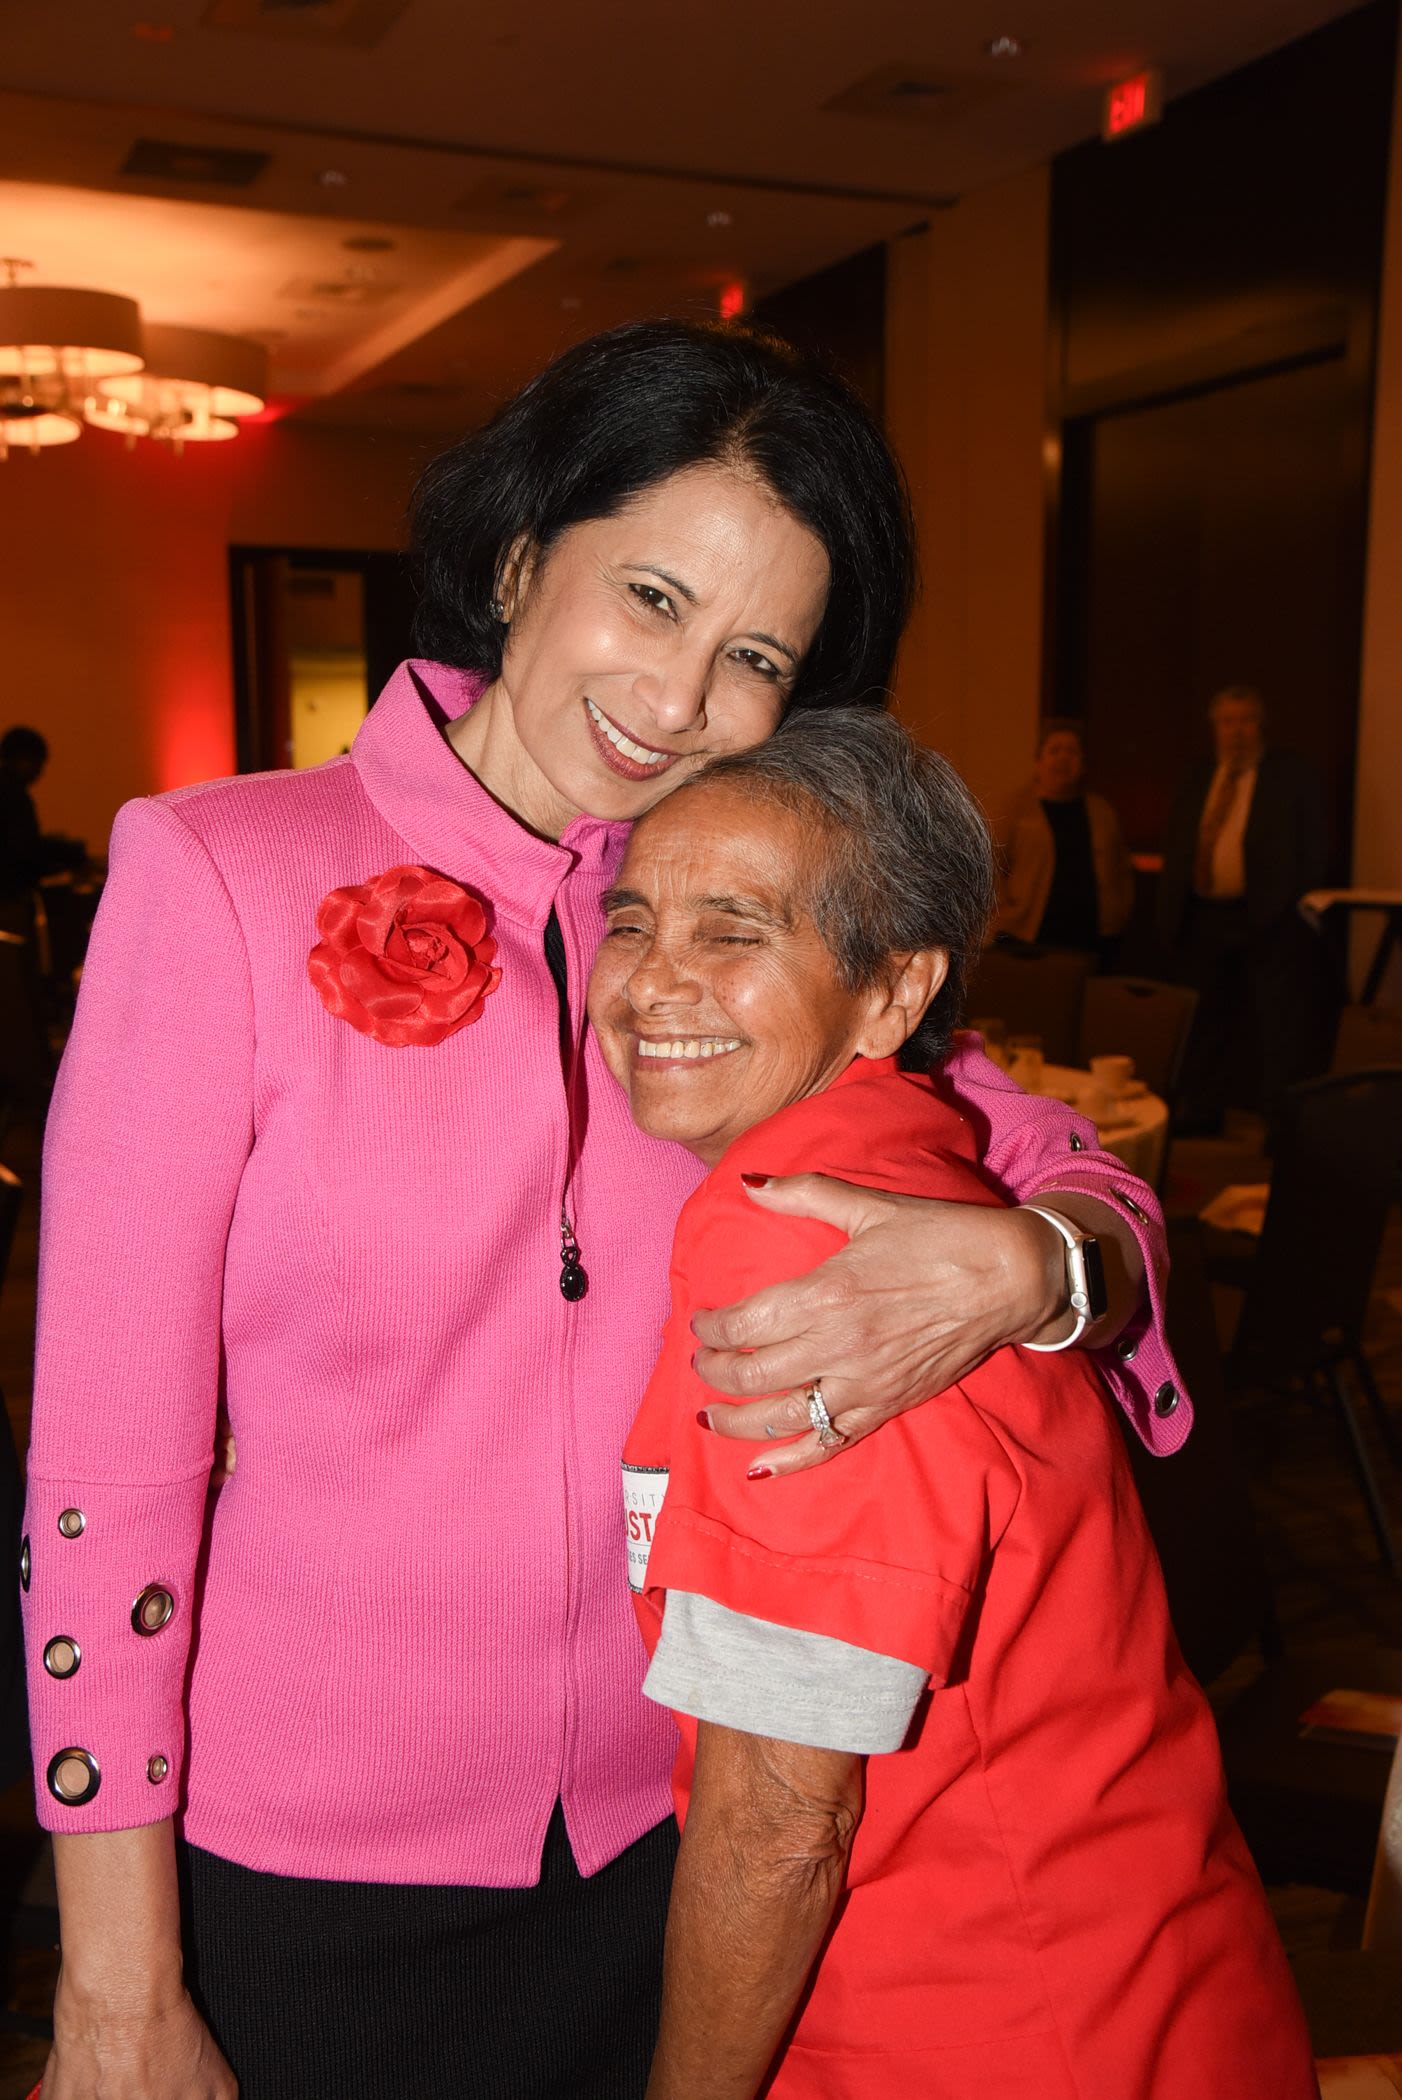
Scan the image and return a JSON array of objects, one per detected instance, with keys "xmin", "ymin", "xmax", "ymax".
[{"xmin": 1036, "ymin": 1063, "xmax": 1170, "ymax": 1185}]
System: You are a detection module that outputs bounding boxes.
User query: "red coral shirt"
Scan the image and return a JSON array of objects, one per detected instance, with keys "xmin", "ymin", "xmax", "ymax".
[{"xmin": 625, "ymin": 1057, "xmax": 1317, "ymax": 2099}]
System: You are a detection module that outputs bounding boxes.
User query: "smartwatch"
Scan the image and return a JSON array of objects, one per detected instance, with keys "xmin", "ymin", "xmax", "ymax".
[{"xmin": 1019, "ymin": 1205, "xmax": 1107, "ymax": 1352}]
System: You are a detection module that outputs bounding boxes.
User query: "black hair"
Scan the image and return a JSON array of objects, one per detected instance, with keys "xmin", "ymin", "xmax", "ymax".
[
  {"xmin": 410, "ymin": 318, "xmax": 914, "ymax": 712},
  {"xmin": 683, "ymin": 709, "xmax": 996, "ymax": 1069},
  {"xmin": 1, "ymin": 726, "xmax": 47, "ymax": 766}
]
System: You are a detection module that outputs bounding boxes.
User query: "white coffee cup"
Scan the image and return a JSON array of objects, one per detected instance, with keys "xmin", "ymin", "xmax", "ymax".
[{"xmin": 1089, "ymin": 1054, "xmax": 1135, "ymax": 1096}]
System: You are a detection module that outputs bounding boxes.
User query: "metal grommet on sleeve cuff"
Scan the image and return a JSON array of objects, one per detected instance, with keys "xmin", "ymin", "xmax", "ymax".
[
  {"xmin": 131, "ymin": 1584, "xmax": 175, "ymax": 1635},
  {"xmin": 47, "ymin": 1747, "xmax": 100, "ymax": 1807},
  {"xmin": 1153, "ymin": 1382, "xmax": 1180, "ymax": 1417},
  {"xmin": 57, "ymin": 1509, "xmax": 86, "ymax": 1540},
  {"xmin": 43, "ymin": 1636, "xmax": 81, "ymax": 1680},
  {"xmin": 1111, "ymin": 1186, "xmax": 1150, "ymax": 1225},
  {"xmin": 18, "ymin": 1536, "xmax": 29, "ymax": 1592},
  {"xmin": 147, "ymin": 1754, "xmax": 170, "ymax": 1785}
]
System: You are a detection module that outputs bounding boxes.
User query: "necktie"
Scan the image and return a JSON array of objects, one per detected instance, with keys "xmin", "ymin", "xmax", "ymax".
[{"xmin": 1194, "ymin": 764, "xmax": 1244, "ymax": 896}]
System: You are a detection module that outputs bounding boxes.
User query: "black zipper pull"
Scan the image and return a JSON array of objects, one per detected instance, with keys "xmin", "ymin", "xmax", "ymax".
[
  {"xmin": 559, "ymin": 1208, "xmax": 588, "ymax": 1302},
  {"xmin": 546, "ymin": 908, "xmax": 588, "ymax": 1302}
]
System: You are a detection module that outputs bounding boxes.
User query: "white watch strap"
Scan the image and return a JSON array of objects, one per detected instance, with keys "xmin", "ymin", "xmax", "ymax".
[{"xmin": 1020, "ymin": 1204, "xmax": 1092, "ymax": 1353}]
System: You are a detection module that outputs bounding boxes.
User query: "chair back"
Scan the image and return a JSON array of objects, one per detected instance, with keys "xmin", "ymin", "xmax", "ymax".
[
  {"xmin": 1079, "ymin": 976, "xmax": 1199, "ymax": 1101},
  {"xmin": 1332, "ymin": 1002, "xmax": 1402, "ymax": 1075},
  {"xmin": 0, "ymin": 931, "xmax": 52, "ymax": 1109},
  {"xmin": 0, "ymin": 1166, "xmax": 20, "ymax": 1304},
  {"xmin": 1232, "ymin": 1067, "xmax": 1402, "ymax": 1387},
  {"xmin": 965, "ymin": 944, "xmax": 1093, "ymax": 1066},
  {"xmin": 1363, "ymin": 1728, "xmax": 1402, "ymax": 1952},
  {"xmin": 36, "ymin": 878, "xmax": 101, "ymax": 997}
]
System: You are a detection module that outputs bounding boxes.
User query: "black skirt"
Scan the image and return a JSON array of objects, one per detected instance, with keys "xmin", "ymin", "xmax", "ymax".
[{"xmin": 179, "ymin": 1806, "xmax": 678, "ymax": 2100}]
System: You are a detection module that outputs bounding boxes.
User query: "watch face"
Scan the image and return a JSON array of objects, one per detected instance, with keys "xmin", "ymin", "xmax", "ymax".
[{"xmin": 1080, "ymin": 1235, "xmax": 1108, "ymax": 1323}]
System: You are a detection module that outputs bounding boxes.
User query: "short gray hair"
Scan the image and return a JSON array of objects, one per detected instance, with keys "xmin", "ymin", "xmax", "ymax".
[{"xmin": 683, "ymin": 709, "xmax": 995, "ymax": 1067}]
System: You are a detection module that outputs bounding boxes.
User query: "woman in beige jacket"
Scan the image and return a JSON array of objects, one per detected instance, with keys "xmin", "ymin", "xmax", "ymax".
[{"xmin": 998, "ymin": 719, "xmax": 1134, "ymax": 952}]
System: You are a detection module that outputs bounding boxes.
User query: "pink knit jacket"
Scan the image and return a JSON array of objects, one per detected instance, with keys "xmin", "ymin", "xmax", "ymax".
[{"xmin": 21, "ymin": 662, "xmax": 1186, "ymax": 1884}]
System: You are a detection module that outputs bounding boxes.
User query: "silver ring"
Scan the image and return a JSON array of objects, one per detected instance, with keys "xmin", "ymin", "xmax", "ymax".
[{"xmin": 805, "ymin": 1381, "xmax": 845, "ymax": 1449}]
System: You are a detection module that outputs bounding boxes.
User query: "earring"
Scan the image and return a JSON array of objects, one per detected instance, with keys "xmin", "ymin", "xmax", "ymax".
[{"xmin": 491, "ymin": 597, "xmax": 508, "ymax": 624}]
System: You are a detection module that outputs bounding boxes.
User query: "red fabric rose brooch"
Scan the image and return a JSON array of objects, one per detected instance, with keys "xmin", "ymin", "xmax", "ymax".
[{"xmin": 308, "ymin": 864, "xmax": 501, "ymax": 1048}]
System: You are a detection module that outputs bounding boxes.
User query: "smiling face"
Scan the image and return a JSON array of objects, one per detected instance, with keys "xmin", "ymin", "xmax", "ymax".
[
  {"xmin": 446, "ymin": 464, "xmax": 831, "ymax": 840},
  {"xmin": 588, "ymin": 781, "xmax": 945, "ymax": 1164},
  {"xmin": 1034, "ymin": 729, "xmax": 1084, "ymax": 799}
]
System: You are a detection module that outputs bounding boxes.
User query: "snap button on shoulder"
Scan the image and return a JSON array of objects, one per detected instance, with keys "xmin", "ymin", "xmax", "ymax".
[
  {"xmin": 147, "ymin": 1754, "xmax": 170, "ymax": 1785},
  {"xmin": 1117, "ymin": 1336, "xmax": 1138, "ymax": 1361},
  {"xmin": 1069, "ymin": 1132, "xmax": 1085, "ymax": 1152},
  {"xmin": 47, "ymin": 1747, "xmax": 100, "ymax": 1807},
  {"xmin": 1153, "ymin": 1382, "xmax": 1179, "ymax": 1417},
  {"xmin": 131, "ymin": 1585, "xmax": 175, "ymax": 1636},
  {"xmin": 19, "ymin": 1536, "xmax": 29, "ymax": 1592},
  {"xmin": 57, "ymin": 1509, "xmax": 85, "ymax": 1540},
  {"xmin": 43, "ymin": 1636, "xmax": 81, "ymax": 1680}
]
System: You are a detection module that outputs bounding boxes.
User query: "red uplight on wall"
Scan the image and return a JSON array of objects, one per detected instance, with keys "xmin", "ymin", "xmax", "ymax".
[
  {"xmin": 718, "ymin": 281, "xmax": 747, "ymax": 322},
  {"xmin": 1102, "ymin": 68, "xmax": 1163, "ymax": 142},
  {"xmin": 152, "ymin": 668, "xmax": 236, "ymax": 795}
]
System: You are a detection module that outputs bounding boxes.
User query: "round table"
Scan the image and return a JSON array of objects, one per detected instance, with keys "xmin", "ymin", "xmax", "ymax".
[{"xmin": 1035, "ymin": 1062, "xmax": 1170, "ymax": 1186}]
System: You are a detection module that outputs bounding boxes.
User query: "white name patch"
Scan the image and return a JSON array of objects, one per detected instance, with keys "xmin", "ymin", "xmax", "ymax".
[{"xmin": 623, "ymin": 1463, "xmax": 670, "ymax": 1593}]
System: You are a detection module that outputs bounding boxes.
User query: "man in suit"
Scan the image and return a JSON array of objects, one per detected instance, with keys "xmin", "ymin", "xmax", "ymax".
[{"xmin": 1159, "ymin": 685, "xmax": 1333, "ymax": 1131}]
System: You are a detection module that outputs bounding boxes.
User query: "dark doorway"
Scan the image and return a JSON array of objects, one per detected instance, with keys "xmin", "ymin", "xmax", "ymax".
[
  {"xmin": 230, "ymin": 547, "xmax": 417, "ymax": 775},
  {"xmin": 1057, "ymin": 349, "xmax": 1363, "ymax": 871},
  {"xmin": 752, "ymin": 244, "xmax": 887, "ymax": 418}
]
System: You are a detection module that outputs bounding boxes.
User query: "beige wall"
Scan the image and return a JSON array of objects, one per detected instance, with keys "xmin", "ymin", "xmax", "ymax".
[
  {"xmin": 1, "ymin": 418, "xmax": 430, "ymax": 852},
  {"xmin": 885, "ymin": 166, "xmax": 1051, "ymax": 841}
]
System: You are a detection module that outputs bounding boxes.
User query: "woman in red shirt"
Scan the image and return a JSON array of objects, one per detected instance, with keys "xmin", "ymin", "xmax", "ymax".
[{"xmin": 590, "ymin": 708, "xmax": 1318, "ymax": 2100}]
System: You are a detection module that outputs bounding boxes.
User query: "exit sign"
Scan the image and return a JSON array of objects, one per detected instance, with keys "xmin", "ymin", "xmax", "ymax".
[{"xmin": 1103, "ymin": 68, "xmax": 1163, "ymax": 141}]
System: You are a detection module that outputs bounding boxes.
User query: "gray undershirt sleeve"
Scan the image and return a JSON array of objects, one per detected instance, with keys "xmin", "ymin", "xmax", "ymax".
[{"xmin": 642, "ymin": 1588, "xmax": 929, "ymax": 1755}]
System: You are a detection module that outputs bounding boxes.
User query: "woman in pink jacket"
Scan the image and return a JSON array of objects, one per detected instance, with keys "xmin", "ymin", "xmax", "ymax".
[{"xmin": 26, "ymin": 321, "xmax": 1186, "ymax": 2100}]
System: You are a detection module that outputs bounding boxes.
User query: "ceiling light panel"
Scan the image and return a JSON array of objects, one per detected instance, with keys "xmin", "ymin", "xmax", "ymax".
[
  {"xmin": 121, "ymin": 138, "xmax": 270, "ymax": 187},
  {"xmin": 202, "ymin": 0, "xmax": 411, "ymax": 47},
  {"xmin": 823, "ymin": 64, "xmax": 1007, "ymax": 129}
]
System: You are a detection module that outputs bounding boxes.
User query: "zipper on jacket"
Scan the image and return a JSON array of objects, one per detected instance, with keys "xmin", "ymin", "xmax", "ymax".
[
  {"xmin": 544, "ymin": 906, "xmax": 588, "ymax": 1300},
  {"xmin": 547, "ymin": 897, "xmax": 589, "ymax": 1849}
]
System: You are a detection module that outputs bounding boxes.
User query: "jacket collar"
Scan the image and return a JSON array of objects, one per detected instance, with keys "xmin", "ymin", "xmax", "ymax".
[{"xmin": 350, "ymin": 659, "xmax": 629, "ymax": 930}]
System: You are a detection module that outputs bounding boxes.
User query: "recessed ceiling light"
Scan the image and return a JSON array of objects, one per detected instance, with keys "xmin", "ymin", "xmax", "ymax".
[
  {"xmin": 985, "ymin": 33, "xmax": 1023, "ymax": 58},
  {"xmin": 706, "ymin": 210, "xmax": 733, "ymax": 229},
  {"xmin": 318, "ymin": 168, "xmax": 349, "ymax": 188}
]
